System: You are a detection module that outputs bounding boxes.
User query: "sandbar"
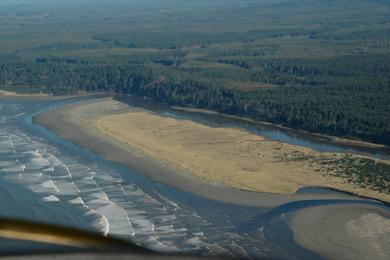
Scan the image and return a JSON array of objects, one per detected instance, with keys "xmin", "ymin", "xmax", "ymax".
[
  {"xmin": 33, "ymin": 98, "xmax": 388, "ymax": 206},
  {"xmin": 290, "ymin": 204, "xmax": 390, "ymax": 260}
]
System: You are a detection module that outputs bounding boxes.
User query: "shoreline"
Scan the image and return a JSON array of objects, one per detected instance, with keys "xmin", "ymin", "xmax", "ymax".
[
  {"xmin": 0, "ymin": 90, "xmax": 49, "ymax": 97},
  {"xmin": 171, "ymin": 106, "xmax": 387, "ymax": 150},
  {"xmin": 32, "ymin": 97, "xmax": 388, "ymax": 207},
  {"xmin": 0, "ymin": 91, "xmax": 94, "ymax": 102},
  {"xmin": 3, "ymin": 89, "xmax": 386, "ymax": 150},
  {"xmin": 30, "ymin": 97, "xmax": 390, "ymax": 259}
]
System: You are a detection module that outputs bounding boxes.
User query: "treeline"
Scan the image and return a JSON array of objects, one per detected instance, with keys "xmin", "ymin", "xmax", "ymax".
[
  {"xmin": 0, "ymin": 60, "xmax": 158, "ymax": 94},
  {"xmin": 135, "ymin": 79, "xmax": 390, "ymax": 145},
  {"xmin": 202, "ymin": 54, "xmax": 390, "ymax": 87},
  {"xmin": 0, "ymin": 58, "xmax": 389, "ymax": 145}
]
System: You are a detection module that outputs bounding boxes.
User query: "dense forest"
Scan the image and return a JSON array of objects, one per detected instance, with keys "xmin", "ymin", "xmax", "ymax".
[
  {"xmin": 1, "ymin": 56, "xmax": 389, "ymax": 145},
  {"xmin": 0, "ymin": 0, "xmax": 390, "ymax": 145}
]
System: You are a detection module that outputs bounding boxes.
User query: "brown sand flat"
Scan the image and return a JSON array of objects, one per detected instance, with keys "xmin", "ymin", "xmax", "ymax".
[
  {"xmin": 0, "ymin": 90, "xmax": 48, "ymax": 97},
  {"xmin": 88, "ymin": 100, "xmax": 389, "ymax": 202},
  {"xmin": 290, "ymin": 204, "xmax": 390, "ymax": 260},
  {"xmin": 94, "ymin": 111, "xmax": 326, "ymax": 194},
  {"xmin": 34, "ymin": 98, "xmax": 366, "ymax": 207}
]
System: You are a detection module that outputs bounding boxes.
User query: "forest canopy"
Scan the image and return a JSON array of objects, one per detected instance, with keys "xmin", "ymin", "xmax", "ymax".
[{"xmin": 0, "ymin": 0, "xmax": 389, "ymax": 145}]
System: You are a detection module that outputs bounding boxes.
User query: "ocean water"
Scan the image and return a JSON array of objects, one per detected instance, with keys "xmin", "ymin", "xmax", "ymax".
[
  {"xmin": 0, "ymin": 98, "xmax": 275, "ymax": 258},
  {"xmin": 0, "ymin": 97, "xmax": 387, "ymax": 259}
]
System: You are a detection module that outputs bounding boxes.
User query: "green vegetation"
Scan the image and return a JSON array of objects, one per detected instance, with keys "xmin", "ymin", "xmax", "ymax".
[
  {"xmin": 277, "ymin": 149, "xmax": 390, "ymax": 194},
  {"xmin": 0, "ymin": 0, "xmax": 390, "ymax": 145},
  {"xmin": 314, "ymin": 155, "xmax": 390, "ymax": 194},
  {"xmin": 324, "ymin": 156, "xmax": 390, "ymax": 194}
]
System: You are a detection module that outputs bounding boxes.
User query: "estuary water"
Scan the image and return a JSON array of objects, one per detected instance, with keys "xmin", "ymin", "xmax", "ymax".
[
  {"xmin": 116, "ymin": 95, "xmax": 390, "ymax": 160},
  {"xmin": 0, "ymin": 96, "xmax": 388, "ymax": 259}
]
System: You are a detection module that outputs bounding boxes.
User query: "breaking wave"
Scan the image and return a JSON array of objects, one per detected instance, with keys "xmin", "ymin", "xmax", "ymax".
[{"xmin": 0, "ymin": 100, "xmax": 282, "ymax": 258}]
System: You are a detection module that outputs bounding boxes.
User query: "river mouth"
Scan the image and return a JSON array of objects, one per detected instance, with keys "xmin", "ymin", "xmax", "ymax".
[{"xmin": 0, "ymin": 96, "xmax": 389, "ymax": 259}]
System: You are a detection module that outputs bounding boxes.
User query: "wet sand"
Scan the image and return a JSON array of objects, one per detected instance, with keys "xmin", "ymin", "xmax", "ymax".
[
  {"xmin": 33, "ymin": 97, "xmax": 379, "ymax": 208},
  {"xmin": 290, "ymin": 204, "xmax": 390, "ymax": 260},
  {"xmin": 26, "ymin": 97, "xmax": 390, "ymax": 260}
]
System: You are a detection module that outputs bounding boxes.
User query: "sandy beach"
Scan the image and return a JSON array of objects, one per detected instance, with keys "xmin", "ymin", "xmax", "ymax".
[
  {"xmin": 93, "ymin": 109, "xmax": 389, "ymax": 197},
  {"xmin": 33, "ymin": 97, "xmax": 376, "ymax": 208},
  {"xmin": 38, "ymin": 99, "xmax": 390, "ymax": 202},
  {"xmin": 290, "ymin": 203, "xmax": 390, "ymax": 260},
  {"xmin": 32, "ymin": 97, "xmax": 390, "ymax": 259},
  {"xmin": 0, "ymin": 90, "xmax": 49, "ymax": 97}
]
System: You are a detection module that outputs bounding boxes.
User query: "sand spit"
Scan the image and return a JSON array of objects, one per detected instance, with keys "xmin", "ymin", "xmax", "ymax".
[
  {"xmin": 95, "ymin": 99, "xmax": 389, "ymax": 202},
  {"xmin": 29, "ymin": 97, "xmax": 390, "ymax": 260},
  {"xmin": 290, "ymin": 204, "xmax": 390, "ymax": 260},
  {"xmin": 33, "ymin": 98, "xmax": 389, "ymax": 206}
]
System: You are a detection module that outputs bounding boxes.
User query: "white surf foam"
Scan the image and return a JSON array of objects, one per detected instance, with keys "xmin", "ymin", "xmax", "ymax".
[
  {"xmin": 1, "ymin": 164, "xmax": 25, "ymax": 173},
  {"xmin": 94, "ymin": 203, "xmax": 134, "ymax": 236},
  {"xmin": 69, "ymin": 197, "xmax": 84, "ymax": 205},
  {"xmin": 143, "ymin": 237, "xmax": 179, "ymax": 253},
  {"xmin": 67, "ymin": 196, "xmax": 110, "ymax": 236},
  {"xmin": 51, "ymin": 179, "xmax": 79, "ymax": 195},
  {"xmin": 41, "ymin": 195, "xmax": 60, "ymax": 202},
  {"xmin": 34, "ymin": 179, "xmax": 60, "ymax": 193},
  {"xmin": 25, "ymin": 157, "xmax": 51, "ymax": 170}
]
